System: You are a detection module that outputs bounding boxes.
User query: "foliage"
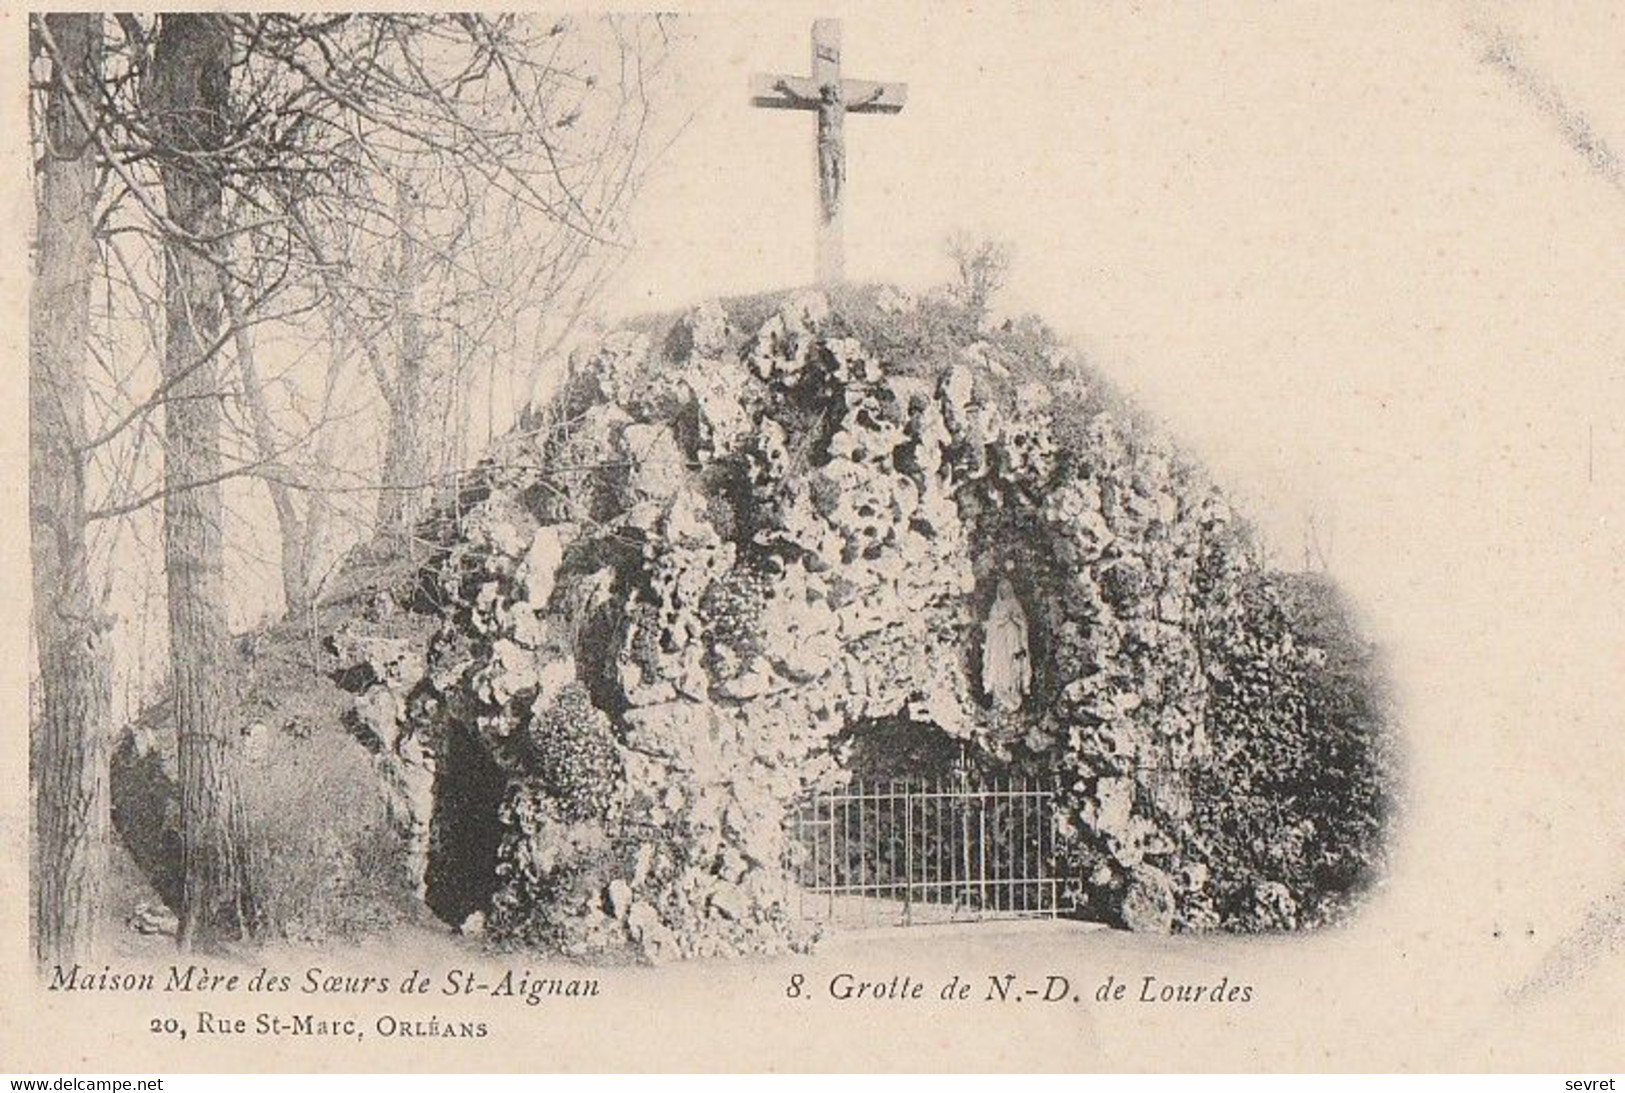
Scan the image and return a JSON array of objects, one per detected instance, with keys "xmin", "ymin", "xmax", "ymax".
[
  {"xmin": 487, "ymin": 781, "xmax": 635, "ymax": 958},
  {"xmin": 245, "ymin": 725, "xmax": 416, "ymax": 942},
  {"xmin": 524, "ymin": 683, "xmax": 625, "ymax": 823},
  {"xmin": 111, "ymin": 676, "xmax": 417, "ymax": 945},
  {"xmin": 944, "ymin": 232, "xmax": 1015, "ymax": 329},
  {"xmin": 1183, "ymin": 569, "xmax": 1396, "ymax": 930}
]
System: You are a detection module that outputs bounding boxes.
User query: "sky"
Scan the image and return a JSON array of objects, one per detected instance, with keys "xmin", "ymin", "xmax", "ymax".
[{"xmin": 609, "ymin": 4, "xmax": 1625, "ymax": 564}]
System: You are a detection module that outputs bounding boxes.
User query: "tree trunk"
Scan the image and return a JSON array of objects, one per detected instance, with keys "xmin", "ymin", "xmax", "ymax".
[
  {"xmin": 374, "ymin": 176, "xmax": 430, "ymax": 549},
  {"xmin": 224, "ymin": 272, "xmax": 312, "ymax": 618},
  {"xmin": 30, "ymin": 12, "xmax": 112, "ymax": 967},
  {"xmin": 299, "ymin": 314, "xmax": 346, "ymax": 600},
  {"xmin": 150, "ymin": 13, "xmax": 260, "ymax": 948}
]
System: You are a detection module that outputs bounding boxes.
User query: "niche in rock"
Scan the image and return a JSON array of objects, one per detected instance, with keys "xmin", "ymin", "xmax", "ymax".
[
  {"xmin": 423, "ymin": 721, "xmax": 508, "ymax": 927},
  {"xmin": 836, "ymin": 713, "xmax": 970, "ymax": 785},
  {"xmin": 967, "ymin": 549, "xmax": 1056, "ymax": 724},
  {"xmin": 980, "ymin": 576, "xmax": 1032, "ymax": 714}
]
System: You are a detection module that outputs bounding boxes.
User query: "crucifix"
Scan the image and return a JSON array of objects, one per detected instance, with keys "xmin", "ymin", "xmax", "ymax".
[{"xmin": 750, "ymin": 19, "xmax": 907, "ymax": 285}]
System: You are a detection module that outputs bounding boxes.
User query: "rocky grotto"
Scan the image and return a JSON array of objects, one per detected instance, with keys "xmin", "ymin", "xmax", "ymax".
[{"xmin": 113, "ymin": 284, "xmax": 1396, "ymax": 960}]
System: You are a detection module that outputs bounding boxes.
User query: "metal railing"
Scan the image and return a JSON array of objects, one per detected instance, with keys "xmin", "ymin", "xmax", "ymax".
[{"xmin": 786, "ymin": 776, "xmax": 1064, "ymax": 927}]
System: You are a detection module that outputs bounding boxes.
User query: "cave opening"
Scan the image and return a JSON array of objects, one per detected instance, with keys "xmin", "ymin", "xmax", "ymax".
[
  {"xmin": 422, "ymin": 721, "xmax": 509, "ymax": 928},
  {"xmin": 835, "ymin": 712, "xmax": 972, "ymax": 786},
  {"xmin": 785, "ymin": 710, "xmax": 1061, "ymax": 928}
]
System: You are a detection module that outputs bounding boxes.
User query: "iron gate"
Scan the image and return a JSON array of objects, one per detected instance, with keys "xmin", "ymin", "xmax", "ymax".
[{"xmin": 786, "ymin": 777, "xmax": 1065, "ymax": 927}]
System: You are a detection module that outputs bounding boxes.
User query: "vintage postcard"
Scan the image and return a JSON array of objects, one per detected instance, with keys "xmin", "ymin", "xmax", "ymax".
[{"xmin": 2, "ymin": 2, "xmax": 1622, "ymax": 1074}]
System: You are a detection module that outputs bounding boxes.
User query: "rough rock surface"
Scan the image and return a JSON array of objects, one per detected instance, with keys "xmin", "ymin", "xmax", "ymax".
[
  {"xmin": 278, "ymin": 285, "xmax": 1371, "ymax": 956},
  {"xmin": 107, "ymin": 286, "xmax": 1388, "ymax": 953},
  {"xmin": 311, "ymin": 287, "xmax": 1243, "ymax": 957}
]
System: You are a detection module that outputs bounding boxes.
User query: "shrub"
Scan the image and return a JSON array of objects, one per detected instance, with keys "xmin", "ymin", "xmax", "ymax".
[
  {"xmin": 523, "ymin": 683, "xmax": 625, "ymax": 822},
  {"xmin": 1185, "ymin": 571, "xmax": 1395, "ymax": 929},
  {"xmin": 245, "ymin": 713, "xmax": 418, "ymax": 941},
  {"xmin": 487, "ymin": 780, "xmax": 633, "ymax": 956},
  {"xmin": 111, "ymin": 711, "xmax": 416, "ymax": 944}
]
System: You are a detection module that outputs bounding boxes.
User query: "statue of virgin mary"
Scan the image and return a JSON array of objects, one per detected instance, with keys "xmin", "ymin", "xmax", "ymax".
[{"xmin": 982, "ymin": 577, "xmax": 1031, "ymax": 713}]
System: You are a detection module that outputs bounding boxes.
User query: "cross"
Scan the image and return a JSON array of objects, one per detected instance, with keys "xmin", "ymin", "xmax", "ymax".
[{"xmin": 750, "ymin": 19, "xmax": 907, "ymax": 285}]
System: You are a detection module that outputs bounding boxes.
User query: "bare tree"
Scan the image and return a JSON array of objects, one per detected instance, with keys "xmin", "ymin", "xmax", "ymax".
[
  {"xmin": 220, "ymin": 235, "xmax": 348, "ymax": 620},
  {"xmin": 27, "ymin": 11, "xmax": 684, "ymax": 950},
  {"xmin": 30, "ymin": 12, "xmax": 112, "ymax": 966},
  {"xmin": 945, "ymin": 231, "xmax": 1014, "ymax": 328},
  {"xmin": 374, "ymin": 175, "xmax": 432, "ymax": 544},
  {"xmin": 215, "ymin": 12, "xmax": 683, "ymax": 558},
  {"xmin": 148, "ymin": 12, "xmax": 261, "ymax": 947}
]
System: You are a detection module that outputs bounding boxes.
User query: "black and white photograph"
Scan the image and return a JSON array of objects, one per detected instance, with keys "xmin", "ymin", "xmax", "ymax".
[{"xmin": 7, "ymin": 4, "xmax": 1623, "ymax": 1076}]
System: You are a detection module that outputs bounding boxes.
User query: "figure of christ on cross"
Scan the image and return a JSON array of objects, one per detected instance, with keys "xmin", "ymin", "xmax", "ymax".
[{"xmin": 750, "ymin": 19, "xmax": 908, "ymax": 285}]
